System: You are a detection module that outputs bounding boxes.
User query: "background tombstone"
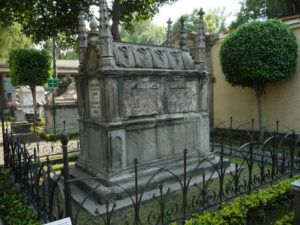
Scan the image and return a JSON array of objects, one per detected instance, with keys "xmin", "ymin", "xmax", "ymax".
[{"xmin": 44, "ymin": 78, "xmax": 79, "ymax": 134}]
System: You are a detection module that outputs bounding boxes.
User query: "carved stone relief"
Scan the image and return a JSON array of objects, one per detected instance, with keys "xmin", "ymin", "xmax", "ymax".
[
  {"xmin": 150, "ymin": 48, "xmax": 170, "ymax": 69},
  {"xmin": 113, "ymin": 44, "xmax": 136, "ymax": 68},
  {"xmin": 167, "ymin": 81, "xmax": 197, "ymax": 113},
  {"xmin": 123, "ymin": 79, "xmax": 162, "ymax": 117},
  {"xmin": 132, "ymin": 47, "xmax": 153, "ymax": 68},
  {"xmin": 166, "ymin": 51, "xmax": 184, "ymax": 70},
  {"xmin": 88, "ymin": 79, "xmax": 101, "ymax": 118}
]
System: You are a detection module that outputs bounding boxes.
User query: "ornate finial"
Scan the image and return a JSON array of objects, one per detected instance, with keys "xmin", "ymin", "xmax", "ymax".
[
  {"xmin": 166, "ymin": 18, "xmax": 173, "ymax": 47},
  {"xmin": 89, "ymin": 20, "xmax": 99, "ymax": 42},
  {"xmin": 98, "ymin": 0, "xmax": 116, "ymax": 67},
  {"xmin": 90, "ymin": 21, "xmax": 98, "ymax": 33},
  {"xmin": 60, "ymin": 132, "xmax": 69, "ymax": 146},
  {"xmin": 196, "ymin": 8, "xmax": 206, "ymax": 71},
  {"xmin": 78, "ymin": 3, "xmax": 87, "ymax": 67},
  {"xmin": 179, "ymin": 16, "xmax": 187, "ymax": 51}
]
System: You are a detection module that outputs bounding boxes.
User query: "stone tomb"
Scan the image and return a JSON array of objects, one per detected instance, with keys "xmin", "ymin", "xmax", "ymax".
[
  {"xmin": 44, "ymin": 84, "xmax": 79, "ymax": 134},
  {"xmin": 70, "ymin": 3, "xmax": 221, "ymax": 214}
]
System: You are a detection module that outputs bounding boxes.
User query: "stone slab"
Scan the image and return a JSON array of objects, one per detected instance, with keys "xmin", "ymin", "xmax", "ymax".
[{"xmin": 12, "ymin": 133, "xmax": 37, "ymax": 144}]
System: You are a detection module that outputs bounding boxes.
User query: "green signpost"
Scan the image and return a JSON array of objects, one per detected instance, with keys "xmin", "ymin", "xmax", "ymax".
[{"xmin": 47, "ymin": 79, "xmax": 58, "ymax": 139}]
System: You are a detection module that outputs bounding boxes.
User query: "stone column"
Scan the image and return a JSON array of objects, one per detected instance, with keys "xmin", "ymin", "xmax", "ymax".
[{"xmin": 291, "ymin": 179, "xmax": 300, "ymax": 225}]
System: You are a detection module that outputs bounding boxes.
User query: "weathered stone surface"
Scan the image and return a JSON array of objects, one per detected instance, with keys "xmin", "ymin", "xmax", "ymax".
[
  {"xmin": 44, "ymin": 85, "xmax": 79, "ymax": 133},
  {"xmin": 14, "ymin": 109, "xmax": 26, "ymax": 122},
  {"xmin": 11, "ymin": 121, "xmax": 30, "ymax": 133},
  {"xmin": 123, "ymin": 79, "xmax": 160, "ymax": 117},
  {"xmin": 72, "ymin": 2, "xmax": 214, "ymax": 215},
  {"xmin": 112, "ymin": 42, "xmax": 195, "ymax": 70},
  {"xmin": 88, "ymin": 78, "xmax": 101, "ymax": 118}
]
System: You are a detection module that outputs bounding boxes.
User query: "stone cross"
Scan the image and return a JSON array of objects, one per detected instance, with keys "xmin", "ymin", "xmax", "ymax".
[
  {"xmin": 166, "ymin": 18, "xmax": 173, "ymax": 47},
  {"xmin": 179, "ymin": 16, "xmax": 187, "ymax": 51}
]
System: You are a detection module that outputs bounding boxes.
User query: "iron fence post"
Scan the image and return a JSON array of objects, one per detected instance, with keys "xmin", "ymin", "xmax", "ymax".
[
  {"xmin": 290, "ymin": 130, "xmax": 295, "ymax": 178},
  {"xmin": 182, "ymin": 149, "xmax": 187, "ymax": 223},
  {"xmin": 134, "ymin": 158, "xmax": 140, "ymax": 225},
  {"xmin": 251, "ymin": 118, "xmax": 254, "ymax": 141},
  {"xmin": 248, "ymin": 142, "xmax": 253, "ymax": 193},
  {"xmin": 229, "ymin": 116, "xmax": 233, "ymax": 155},
  {"xmin": 61, "ymin": 132, "xmax": 73, "ymax": 221}
]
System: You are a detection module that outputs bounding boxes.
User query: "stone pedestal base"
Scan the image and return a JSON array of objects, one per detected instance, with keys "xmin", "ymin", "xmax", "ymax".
[
  {"xmin": 69, "ymin": 152, "xmax": 230, "ymax": 215},
  {"xmin": 12, "ymin": 132, "xmax": 37, "ymax": 144}
]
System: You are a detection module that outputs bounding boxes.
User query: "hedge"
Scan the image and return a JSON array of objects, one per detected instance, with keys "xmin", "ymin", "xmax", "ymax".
[
  {"xmin": 275, "ymin": 212, "xmax": 294, "ymax": 225},
  {"xmin": 181, "ymin": 176, "xmax": 299, "ymax": 225},
  {"xmin": 35, "ymin": 129, "xmax": 79, "ymax": 142},
  {"xmin": 0, "ymin": 166, "xmax": 40, "ymax": 225}
]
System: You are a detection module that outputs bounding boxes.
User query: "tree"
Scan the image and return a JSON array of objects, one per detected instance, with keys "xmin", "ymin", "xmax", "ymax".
[
  {"xmin": 0, "ymin": 0, "xmax": 84, "ymax": 85},
  {"xmin": 110, "ymin": 0, "xmax": 178, "ymax": 40},
  {"xmin": 230, "ymin": 0, "xmax": 300, "ymax": 29},
  {"xmin": 220, "ymin": 19, "xmax": 298, "ymax": 142},
  {"xmin": 172, "ymin": 7, "xmax": 231, "ymax": 34},
  {"xmin": 43, "ymin": 38, "xmax": 78, "ymax": 60},
  {"xmin": 0, "ymin": 23, "xmax": 32, "ymax": 113},
  {"xmin": 0, "ymin": 0, "xmax": 178, "ymax": 42},
  {"xmin": 8, "ymin": 49, "xmax": 52, "ymax": 127},
  {"xmin": 119, "ymin": 20, "xmax": 166, "ymax": 45},
  {"xmin": 0, "ymin": 0, "xmax": 178, "ymax": 77},
  {"xmin": 0, "ymin": 23, "xmax": 32, "ymax": 58}
]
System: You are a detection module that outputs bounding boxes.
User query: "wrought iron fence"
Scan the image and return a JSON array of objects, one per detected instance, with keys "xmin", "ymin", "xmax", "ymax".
[{"xmin": 2, "ymin": 115, "xmax": 300, "ymax": 225}]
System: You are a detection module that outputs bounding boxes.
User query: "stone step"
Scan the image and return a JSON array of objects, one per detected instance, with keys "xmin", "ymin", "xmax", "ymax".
[{"xmin": 69, "ymin": 163, "xmax": 237, "ymax": 216}]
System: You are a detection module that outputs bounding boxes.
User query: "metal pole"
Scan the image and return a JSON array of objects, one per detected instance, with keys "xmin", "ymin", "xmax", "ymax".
[
  {"xmin": 52, "ymin": 89, "xmax": 56, "ymax": 141},
  {"xmin": 61, "ymin": 132, "xmax": 72, "ymax": 221}
]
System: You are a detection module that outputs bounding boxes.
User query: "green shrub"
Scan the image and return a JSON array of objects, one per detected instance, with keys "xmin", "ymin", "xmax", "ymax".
[
  {"xmin": 182, "ymin": 176, "xmax": 299, "ymax": 225},
  {"xmin": 36, "ymin": 129, "xmax": 79, "ymax": 142},
  {"xmin": 275, "ymin": 212, "xmax": 294, "ymax": 225},
  {"xmin": 37, "ymin": 117, "xmax": 45, "ymax": 126},
  {"xmin": 0, "ymin": 167, "xmax": 40, "ymax": 225}
]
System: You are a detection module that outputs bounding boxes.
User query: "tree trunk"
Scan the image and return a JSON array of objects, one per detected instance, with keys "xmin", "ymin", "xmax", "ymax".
[
  {"xmin": 0, "ymin": 76, "xmax": 7, "ymax": 113},
  {"xmin": 254, "ymin": 84, "xmax": 264, "ymax": 144},
  {"xmin": 52, "ymin": 37, "xmax": 57, "ymax": 78},
  {"xmin": 30, "ymin": 86, "xmax": 37, "ymax": 130},
  {"xmin": 111, "ymin": 0, "xmax": 121, "ymax": 41}
]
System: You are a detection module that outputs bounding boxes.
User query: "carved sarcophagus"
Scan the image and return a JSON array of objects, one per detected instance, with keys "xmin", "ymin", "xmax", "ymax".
[
  {"xmin": 72, "ymin": 2, "xmax": 213, "ymax": 210},
  {"xmin": 76, "ymin": 37, "xmax": 210, "ymax": 175}
]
